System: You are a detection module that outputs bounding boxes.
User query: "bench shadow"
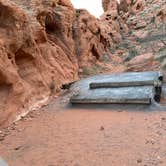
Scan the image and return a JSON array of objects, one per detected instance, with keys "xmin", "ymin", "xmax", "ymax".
[{"xmin": 66, "ymin": 101, "xmax": 166, "ymax": 112}]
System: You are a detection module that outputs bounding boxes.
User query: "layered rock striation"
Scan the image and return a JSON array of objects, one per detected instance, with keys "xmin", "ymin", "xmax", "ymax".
[
  {"xmin": 102, "ymin": 0, "xmax": 166, "ymax": 71},
  {"xmin": 1, "ymin": 0, "xmax": 165, "ymax": 127},
  {"xmin": 0, "ymin": 0, "xmax": 109, "ymax": 127}
]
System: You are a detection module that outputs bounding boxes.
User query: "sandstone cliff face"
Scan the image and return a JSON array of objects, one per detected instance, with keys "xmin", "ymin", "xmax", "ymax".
[
  {"xmin": 102, "ymin": 0, "xmax": 166, "ymax": 71},
  {"xmin": 1, "ymin": 0, "xmax": 165, "ymax": 127},
  {"xmin": 0, "ymin": 0, "xmax": 109, "ymax": 127}
]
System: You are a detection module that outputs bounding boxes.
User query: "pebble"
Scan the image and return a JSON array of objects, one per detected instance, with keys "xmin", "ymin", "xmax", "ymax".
[
  {"xmin": 14, "ymin": 145, "xmax": 22, "ymax": 151},
  {"xmin": 100, "ymin": 126, "xmax": 104, "ymax": 131},
  {"xmin": 161, "ymin": 117, "xmax": 166, "ymax": 121},
  {"xmin": 0, "ymin": 137, "xmax": 4, "ymax": 141},
  {"xmin": 137, "ymin": 159, "xmax": 142, "ymax": 163}
]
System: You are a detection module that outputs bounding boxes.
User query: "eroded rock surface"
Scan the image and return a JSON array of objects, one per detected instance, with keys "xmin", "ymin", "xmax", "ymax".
[
  {"xmin": 102, "ymin": 0, "xmax": 166, "ymax": 71},
  {"xmin": 73, "ymin": 9, "xmax": 110, "ymax": 68},
  {"xmin": 0, "ymin": 0, "xmax": 109, "ymax": 127},
  {"xmin": 0, "ymin": 0, "xmax": 166, "ymax": 127}
]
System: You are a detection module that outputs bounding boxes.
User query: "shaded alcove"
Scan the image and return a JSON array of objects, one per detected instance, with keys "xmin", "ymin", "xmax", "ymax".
[
  {"xmin": 45, "ymin": 13, "xmax": 61, "ymax": 34},
  {"xmin": 15, "ymin": 49, "xmax": 37, "ymax": 84},
  {"xmin": 0, "ymin": 72, "xmax": 12, "ymax": 113},
  {"xmin": 91, "ymin": 45, "xmax": 100, "ymax": 60}
]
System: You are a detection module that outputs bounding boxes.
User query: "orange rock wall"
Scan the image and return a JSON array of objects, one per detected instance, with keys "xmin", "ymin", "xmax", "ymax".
[{"xmin": 0, "ymin": 0, "xmax": 109, "ymax": 127}]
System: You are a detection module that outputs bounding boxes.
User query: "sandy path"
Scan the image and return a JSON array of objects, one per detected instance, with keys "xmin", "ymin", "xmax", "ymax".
[{"xmin": 0, "ymin": 94, "xmax": 166, "ymax": 166}]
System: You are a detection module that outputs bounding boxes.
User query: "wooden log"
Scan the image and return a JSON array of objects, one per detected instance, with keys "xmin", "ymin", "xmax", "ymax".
[
  {"xmin": 89, "ymin": 80, "xmax": 155, "ymax": 89},
  {"xmin": 70, "ymin": 97, "xmax": 151, "ymax": 105}
]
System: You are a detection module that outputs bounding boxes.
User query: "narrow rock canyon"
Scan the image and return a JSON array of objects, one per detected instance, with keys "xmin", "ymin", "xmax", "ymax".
[
  {"xmin": 0, "ymin": 0, "xmax": 165, "ymax": 132},
  {"xmin": 0, "ymin": 0, "xmax": 166, "ymax": 166}
]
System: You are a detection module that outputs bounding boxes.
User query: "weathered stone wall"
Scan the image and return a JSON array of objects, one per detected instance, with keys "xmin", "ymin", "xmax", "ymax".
[
  {"xmin": 102, "ymin": 0, "xmax": 166, "ymax": 71},
  {"xmin": 0, "ymin": 0, "xmax": 110, "ymax": 127}
]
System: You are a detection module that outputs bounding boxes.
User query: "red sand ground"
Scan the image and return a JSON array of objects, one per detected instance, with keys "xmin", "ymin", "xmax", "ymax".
[
  {"xmin": 0, "ymin": 62, "xmax": 165, "ymax": 166},
  {"xmin": 0, "ymin": 96, "xmax": 166, "ymax": 166}
]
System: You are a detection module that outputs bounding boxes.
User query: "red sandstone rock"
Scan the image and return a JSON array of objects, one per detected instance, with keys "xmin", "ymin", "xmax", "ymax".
[
  {"xmin": 102, "ymin": 0, "xmax": 118, "ymax": 12},
  {"xmin": 126, "ymin": 53, "xmax": 160, "ymax": 72},
  {"xmin": 1, "ymin": 0, "xmax": 166, "ymax": 128},
  {"xmin": 73, "ymin": 9, "xmax": 110, "ymax": 67},
  {"xmin": 157, "ymin": 7, "xmax": 166, "ymax": 22},
  {"xmin": 103, "ymin": 0, "xmax": 166, "ymax": 70},
  {"xmin": 0, "ymin": 0, "xmax": 109, "ymax": 127}
]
